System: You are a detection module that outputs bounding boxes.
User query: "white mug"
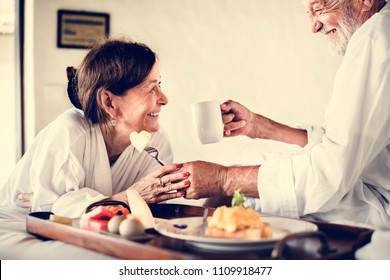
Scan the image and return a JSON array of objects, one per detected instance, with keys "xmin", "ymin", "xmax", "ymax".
[{"xmin": 191, "ymin": 100, "xmax": 223, "ymax": 144}]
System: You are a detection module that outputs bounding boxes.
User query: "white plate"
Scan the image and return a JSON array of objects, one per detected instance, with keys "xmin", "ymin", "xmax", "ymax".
[{"xmin": 155, "ymin": 216, "xmax": 318, "ymax": 252}]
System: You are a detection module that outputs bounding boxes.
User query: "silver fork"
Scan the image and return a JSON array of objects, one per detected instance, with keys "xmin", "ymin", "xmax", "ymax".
[
  {"xmin": 144, "ymin": 146, "xmax": 165, "ymax": 166},
  {"xmin": 199, "ymin": 207, "xmax": 209, "ymax": 236}
]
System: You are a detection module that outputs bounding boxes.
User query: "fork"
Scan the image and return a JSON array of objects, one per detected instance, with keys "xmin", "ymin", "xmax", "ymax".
[
  {"xmin": 144, "ymin": 146, "xmax": 166, "ymax": 166},
  {"xmin": 199, "ymin": 207, "xmax": 209, "ymax": 236}
]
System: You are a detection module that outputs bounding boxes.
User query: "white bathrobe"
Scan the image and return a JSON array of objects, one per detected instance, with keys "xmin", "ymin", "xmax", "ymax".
[{"xmin": 0, "ymin": 108, "xmax": 173, "ymax": 217}]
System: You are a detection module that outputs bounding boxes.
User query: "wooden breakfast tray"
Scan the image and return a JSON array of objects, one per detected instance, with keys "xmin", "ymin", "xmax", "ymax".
[
  {"xmin": 26, "ymin": 209, "xmax": 198, "ymax": 260},
  {"xmin": 26, "ymin": 204, "xmax": 373, "ymax": 260}
]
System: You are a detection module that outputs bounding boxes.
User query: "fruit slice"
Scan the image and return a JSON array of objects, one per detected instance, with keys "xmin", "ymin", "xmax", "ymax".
[
  {"xmin": 84, "ymin": 205, "xmax": 129, "ymax": 220},
  {"xmin": 130, "ymin": 130, "xmax": 151, "ymax": 152},
  {"xmin": 126, "ymin": 189, "xmax": 155, "ymax": 229},
  {"xmin": 79, "ymin": 217, "xmax": 109, "ymax": 231}
]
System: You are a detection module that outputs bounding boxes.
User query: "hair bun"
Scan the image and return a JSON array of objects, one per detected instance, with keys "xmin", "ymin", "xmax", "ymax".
[{"xmin": 66, "ymin": 66, "xmax": 82, "ymax": 109}]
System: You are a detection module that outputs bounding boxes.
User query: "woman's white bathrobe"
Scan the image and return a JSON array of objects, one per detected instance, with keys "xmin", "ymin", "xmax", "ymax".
[{"xmin": 0, "ymin": 108, "xmax": 173, "ymax": 217}]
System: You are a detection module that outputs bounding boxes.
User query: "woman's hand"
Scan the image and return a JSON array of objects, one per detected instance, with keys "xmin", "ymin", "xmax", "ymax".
[
  {"xmin": 127, "ymin": 163, "xmax": 189, "ymax": 203},
  {"xmin": 17, "ymin": 193, "xmax": 33, "ymax": 209}
]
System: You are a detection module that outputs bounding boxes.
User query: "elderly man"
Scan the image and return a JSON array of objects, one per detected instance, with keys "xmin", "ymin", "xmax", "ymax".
[{"xmin": 183, "ymin": 0, "xmax": 390, "ymax": 230}]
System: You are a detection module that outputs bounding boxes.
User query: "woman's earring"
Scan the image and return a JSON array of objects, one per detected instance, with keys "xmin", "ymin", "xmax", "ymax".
[{"xmin": 110, "ymin": 118, "xmax": 117, "ymax": 127}]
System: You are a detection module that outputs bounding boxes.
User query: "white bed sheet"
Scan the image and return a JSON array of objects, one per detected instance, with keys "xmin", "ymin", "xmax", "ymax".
[{"xmin": 0, "ymin": 206, "xmax": 116, "ymax": 260}]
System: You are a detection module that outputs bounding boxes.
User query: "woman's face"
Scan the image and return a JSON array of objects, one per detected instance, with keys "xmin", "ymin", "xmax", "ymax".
[{"xmin": 113, "ymin": 62, "xmax": 168, "ymax": 134}]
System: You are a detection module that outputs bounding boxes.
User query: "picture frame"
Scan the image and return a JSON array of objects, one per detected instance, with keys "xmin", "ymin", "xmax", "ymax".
[{"xmin": 57, "ymin": 9, "xmax": 110, "ymax": 49}]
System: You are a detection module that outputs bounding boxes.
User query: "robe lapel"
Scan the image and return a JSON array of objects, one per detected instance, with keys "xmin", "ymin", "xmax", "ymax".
[{"xmin": 91, "ymin": 126, "xmax": 113, "ymax": 196}]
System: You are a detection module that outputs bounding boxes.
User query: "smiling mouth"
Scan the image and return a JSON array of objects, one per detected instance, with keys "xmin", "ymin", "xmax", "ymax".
[
  {"xmin": 325, "ymin": 29, "xmax": 336, "ymax": 36},
  {"xmin": 147, "ymin": 112, "xmax": 159, "ymax": 117}
]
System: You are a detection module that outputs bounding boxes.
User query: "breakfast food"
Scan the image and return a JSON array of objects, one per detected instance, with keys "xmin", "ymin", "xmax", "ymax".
[
  {"xmin": 118, "ymin": 215, "xmax": 145, "ymax": 238},
  {"xmin": 80, "ymin": 190, "xmax": 153, "ymax": 239},
  {"xmin": 207, "ymin": 205, "xmax": 263, "ymax": 232},
  {"xmin": 79, "ymin": 218, "xmax": 110, "ymax": 231},
  {"xmin": 80, "ymin": 205, "xmax": 129, "ymax": 231},
  {"xmin": 205, "ymin": 190, "xmax": 272, "ymax": 239},
  {"xmin": 84, "ymin": 205, "xmax": 130, "ymax": 220},
  {"xmin": 206, "ymin": 205, "xmax": 272, "ymax": 239},
  {"xmin": 126, "ymin": 189, "xmax": 155, "ymax": 229},
  {"xmin": 130, "ymin": 130, "xmax": 151, "ymax": 152},
  {"xmin": 107, "ymin": 214, "xmax": 145, "ymax": 238},
  {"xmin": 49, "ymin": 214, "xmax": 72, "ymax": 225},
  {"xmin": 107, "ymin": 215, "xmax": 126, "ymax": 234}
]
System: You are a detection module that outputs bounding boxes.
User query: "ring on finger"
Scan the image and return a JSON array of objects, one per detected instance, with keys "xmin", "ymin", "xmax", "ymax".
[{"xmin": 158, "ymin": 177, "xmax": 165, "ymax": 188}]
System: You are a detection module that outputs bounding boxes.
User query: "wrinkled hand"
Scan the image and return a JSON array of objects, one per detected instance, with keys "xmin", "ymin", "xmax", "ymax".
[
  {"xmin": 182, "ymin": 161, "xmax": 227, "ymax": 199},
  {"xmin": 129, "ymin": 163, "xmax": 189, "ymax": 203},
  {"xmin": 17, "ymin": 192, "xmax": 33, "ymax": 209},
  {"xmin": 221, "ymin": 100, "xmax": 256, "ymax": 138}
]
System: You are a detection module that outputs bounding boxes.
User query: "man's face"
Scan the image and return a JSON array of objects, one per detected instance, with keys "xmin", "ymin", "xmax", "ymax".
[{"xmin": 302, "ymin": 0, "xmax": 363, "ymax": 56}]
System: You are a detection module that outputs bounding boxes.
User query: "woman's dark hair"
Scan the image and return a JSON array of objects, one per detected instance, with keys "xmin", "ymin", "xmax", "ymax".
[
  {"xmin": 66, "ymin": 66, "xmax": 82, "ymax": 109},
  {"xmin": 66, "ymin": 37, "xmax": 157, "ymax": 124}
]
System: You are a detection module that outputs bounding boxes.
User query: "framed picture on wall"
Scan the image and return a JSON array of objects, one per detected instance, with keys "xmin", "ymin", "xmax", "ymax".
[{"xmin": 57, "ymin": 9, "xmax": 110, "ymax": 49}]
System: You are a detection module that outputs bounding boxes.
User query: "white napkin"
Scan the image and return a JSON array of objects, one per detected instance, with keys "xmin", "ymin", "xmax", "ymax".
[{"xmin": 355, "ymin": 230, "xmax": 390, "ymax": 260}]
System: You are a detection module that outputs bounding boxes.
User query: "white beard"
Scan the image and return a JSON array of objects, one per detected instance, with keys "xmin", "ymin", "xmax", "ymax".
[{"xmin": 325, "ymin": 7, "xmax": 362, "ymax": 56}]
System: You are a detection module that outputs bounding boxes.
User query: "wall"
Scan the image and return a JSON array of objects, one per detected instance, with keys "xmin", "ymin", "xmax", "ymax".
[
  {"xmin": 26, "ymin": 0, "xmax": 342, "ymax": 166},
  {"xmin": 0, "ymin": 34, "xmax": 17, "ymax": 186}
]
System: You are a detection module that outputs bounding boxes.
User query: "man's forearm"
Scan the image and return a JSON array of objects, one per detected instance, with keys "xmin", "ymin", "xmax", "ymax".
[
  {"xmin": 252, "ymin": 114, "xmax": 308, "ymax": 147},
  {"xmin": 223, "ymin": 165, "xmax": 260, "ymax": 198}
]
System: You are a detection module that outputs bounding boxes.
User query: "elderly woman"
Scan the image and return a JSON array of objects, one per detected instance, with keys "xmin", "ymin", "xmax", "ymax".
[{"xmin": 0, "ymin": 38, "xmax": 189, "ymax": 217}]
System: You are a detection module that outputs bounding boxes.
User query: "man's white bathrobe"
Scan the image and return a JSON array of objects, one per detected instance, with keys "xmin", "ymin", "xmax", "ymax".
[{"xmin": 0, "ymin": 108, "xmax": 173, "ymax": 217}]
